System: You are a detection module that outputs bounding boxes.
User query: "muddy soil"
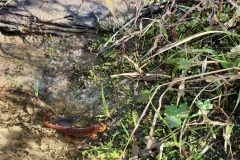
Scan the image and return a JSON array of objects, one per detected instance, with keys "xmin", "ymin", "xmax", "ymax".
[{"xmin": 0, "ymin": 33, "xmax": 108, "ymax": 159}]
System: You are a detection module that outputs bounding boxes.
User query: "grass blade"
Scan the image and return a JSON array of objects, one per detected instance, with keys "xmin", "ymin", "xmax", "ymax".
[
  {"xmin": 101, "ymin": 85, "xmax": 110, "ymax": 118},
  {"xmin": 105, "ymin": 0, "xmax": 116, "ymax": 17}
]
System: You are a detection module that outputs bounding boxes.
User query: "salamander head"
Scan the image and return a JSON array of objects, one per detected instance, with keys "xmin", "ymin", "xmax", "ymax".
[{"xmin": 93, "ymin": 123, "xmax": 106, "ymax": 132}]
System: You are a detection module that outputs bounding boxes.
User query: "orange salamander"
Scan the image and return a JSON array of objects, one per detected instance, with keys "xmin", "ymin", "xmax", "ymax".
[{"xmin": 42, "ymin": 113, "xmax": 106, "ymax": 140}]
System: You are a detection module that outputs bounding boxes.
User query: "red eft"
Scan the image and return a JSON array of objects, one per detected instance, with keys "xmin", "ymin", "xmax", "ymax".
[{"xmin": 42, "ymin": 113, "xmax": 106, "ymax": 140}]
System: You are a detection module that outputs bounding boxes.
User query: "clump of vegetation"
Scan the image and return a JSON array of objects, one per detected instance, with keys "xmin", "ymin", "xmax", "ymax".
[{"xmin": 89, "ymin": 0, "xmax": 240, "ymax": 159}]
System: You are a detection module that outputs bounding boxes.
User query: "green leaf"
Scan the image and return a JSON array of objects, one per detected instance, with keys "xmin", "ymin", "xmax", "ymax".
[
  {"xmin": 164, "ymin": 58, "xmax": 181, "ymax": 65},
  {"xmin": 195, "ymin": 99, "xmax": 213, "ymax": 110},
  {"xmin": 204, "ymin": 26, "xmax": 212, "ymax": 31},
  {"xmin": 203, "ymin": 48, "xmax": 217, "ymax": 55},
  {"xmin": 195, "ymin": 145, "xmax": 209, "ymax": 160},
  {"xmin": 198, "ymin": 108, "xmax": 210, "ymax": 115},
  {"xmin": 161, "ymin": 26, "xmax": 168, "ymax": 40},
  {"xmin": 101, "ymin": 85, "xmax": 110, "ymax": 117},
  {"xmin": 132, "ymin": 110, "xmax": 139, "ymax": 127},
  {"xmin": 187, "ymin": 19, "xmax": 198, "ymax": 27},
  {"xmin": 230, "ymin": 45, "xmax": 240, "ymax": 53},
  {"xmin": 219, "ymin": 55, "xmax": 232, "ymax": 68},
  {"xmin": 33, "ymin": 81, "xmax": 39, "ymax": 97},
  {"xmin": 120, "ymin": 122, "xmax": 129, "ymax": 137},
  {"xmin": 219, "ymin": 13, "xmax": 229, "ymax": 22},
  {"xmin": 164, "ymin": 116, "xmax": 182, "ymax": 128},
  {"xmin": 237, "ymin": 61, "xmax": 240, "ymax": 68},
  {"xmin": 164, "ymin": 104, "xmax": 179, "ymax": 116},
  {"xmin": 177, "ymin": 59, "xmax": 194, "ymax": 70},
  {"xmin": 165, "ymin": 103, "xmax": 190, "ymax": 118},
  {"xmin": 178, "ymin": 103, "xmax": 190, "ymax": 118}
]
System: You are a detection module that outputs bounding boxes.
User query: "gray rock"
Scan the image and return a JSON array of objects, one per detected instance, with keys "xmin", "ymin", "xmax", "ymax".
[{"xmin": 0, "ymin": 0, "xmax": 136, "ymax": 35}]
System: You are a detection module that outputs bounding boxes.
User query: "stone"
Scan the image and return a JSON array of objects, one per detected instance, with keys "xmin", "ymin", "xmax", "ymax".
[{"xmin": 0, "ymin": 0, "xmax": 136, "ymax": 35}]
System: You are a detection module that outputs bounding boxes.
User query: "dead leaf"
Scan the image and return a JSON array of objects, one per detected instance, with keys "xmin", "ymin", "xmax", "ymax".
[
  {"xmin": 201, "ymin": 57, "xmax": 207, "ymax": 78},
  {"xmin": 177, "ymin": 81, "xmax": 185, "ymax": 106},
  {"xmin": 171, "ymin": 29, "xmax": 178, "ymax": 42},
  {"xmin": 141, "ymin": 136, "xmax": 162, "ymax": 158},
  {"xmin": 132, "ymin": 138, "xmax": 138, "ymax": 160}
]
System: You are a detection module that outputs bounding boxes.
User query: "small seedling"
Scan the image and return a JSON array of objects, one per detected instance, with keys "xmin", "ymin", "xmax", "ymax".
[
  {"xmin": 195, "ymin": 99, "xmax": 213, "ymax": 115},
  {"xmin": 33, "ymin": 81, "xmax": 39, "ymax": 97},
  {"xmin": 163, "ymin": 103, "xmax": 190, "ymax": 128}
]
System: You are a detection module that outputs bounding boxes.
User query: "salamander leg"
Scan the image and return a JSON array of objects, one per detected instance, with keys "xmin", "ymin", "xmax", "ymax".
[
  {"xmin": 91, "ymin": 134, "xmax": 96, "ymax": 141},
  {"xmin": 91, "ymin": 134, "xmax": 100, "ymax": 142}
]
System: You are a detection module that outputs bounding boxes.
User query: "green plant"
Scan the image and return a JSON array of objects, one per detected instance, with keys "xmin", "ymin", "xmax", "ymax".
[
  {"xmin": 195, "ymin": 99, "xmax": 213, "ymax": 115},
  {"xmin": 33, "ymin": 81, "xmax": 39, "ymax": 97},
  {"xmin": 47, "ymin": 46, "xmax": 55, "ymax": 59},
  {"xmin": 163, "ymin": 103, "xmax": 190, "ymax": 128},
  {"xmin": 101, "ymin": 85, "xmax": 110, "ymax": 118}
]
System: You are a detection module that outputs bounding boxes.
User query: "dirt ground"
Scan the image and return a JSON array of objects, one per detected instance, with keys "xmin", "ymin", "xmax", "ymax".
[{"xmin": 0, "ymin": 33, "xmax": 107, "ymax": 159}]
